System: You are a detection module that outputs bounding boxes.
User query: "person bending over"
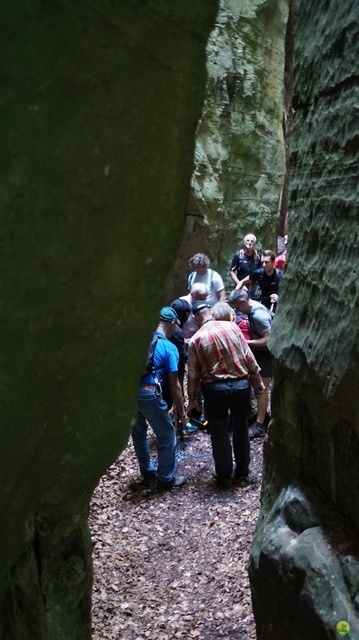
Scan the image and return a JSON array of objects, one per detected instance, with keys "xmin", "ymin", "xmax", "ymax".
[
  {"xmin": 131, "ymin": 307, "xmax": 189, "ymax": 490},
  {"xmin": 228, "ymin": 289, "xmax": 273, "ymax": 439},
  {"xmin": 186, "ymin": 301, "xmax": 264, "ymax": 488}
]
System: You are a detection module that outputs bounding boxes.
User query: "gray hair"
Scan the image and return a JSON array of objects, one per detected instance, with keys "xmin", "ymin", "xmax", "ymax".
[
  {"xmin": 244, "ymin": 233, "xmax": 257, "ymax": 243},
  {"xmin": 189, "ymin": 253, "xmax": 210, "ymax": 269},
  {"xmin": 227, "ymin": 289, "xmax": 249, "ymax": 304},
  {"xmin": 190, "ymin": 282, "xmax": 210, "ymax": 296},
  {"xmin": 212, "ymin": 302, "xmax": 234, "ymax": 321}
]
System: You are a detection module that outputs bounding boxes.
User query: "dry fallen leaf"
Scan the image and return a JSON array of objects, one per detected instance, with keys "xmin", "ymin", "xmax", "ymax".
[{"xmin": 90, "ymin": 428, "xmax": 263, "ymax": 640}]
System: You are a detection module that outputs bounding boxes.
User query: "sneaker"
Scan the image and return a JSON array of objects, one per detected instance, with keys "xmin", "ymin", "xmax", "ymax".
[
  {"xmin": 156, "ymin": 475, "xmax": 187, "ymax": 491},
  {"xmin": 249, "ymin": 422, "xmax": 266, "ymax": 440},
  {"xmin": 249, "ymin": 411, "xmax": 270, "ymax": 426},
  {"xmin": 185, "ymin": 422, "xmax": 197, "ymax": 433}
]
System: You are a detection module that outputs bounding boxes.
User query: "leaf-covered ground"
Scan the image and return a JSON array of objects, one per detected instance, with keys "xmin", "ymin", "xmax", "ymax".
[{"xmin": 90, "ymin": 427, "xmax": 263, "ymax": 640}]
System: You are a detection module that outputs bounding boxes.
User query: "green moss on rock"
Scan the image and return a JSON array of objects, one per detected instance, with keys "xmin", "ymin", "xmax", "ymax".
[{"xmin": 0, "ymin": 2, "xmax": 217, "ymax": 638}]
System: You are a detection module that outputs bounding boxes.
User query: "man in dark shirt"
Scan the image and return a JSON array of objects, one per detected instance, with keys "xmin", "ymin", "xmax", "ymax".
[
  {"xmin": 161, "ymin": 298, "xmax": 190, "ymax": 408},
  {"xmin": 229, "ymin": 233, "xmax": 261, "ymax": 290},
  {"xmin": 236, "ymin": 249, "xmax": 282, "ymax": 310}
]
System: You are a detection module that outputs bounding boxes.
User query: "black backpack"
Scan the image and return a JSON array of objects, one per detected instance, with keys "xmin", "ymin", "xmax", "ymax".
[{"xmin": 145, "ymin": 332, "xmax": 166, "ymax": 375}]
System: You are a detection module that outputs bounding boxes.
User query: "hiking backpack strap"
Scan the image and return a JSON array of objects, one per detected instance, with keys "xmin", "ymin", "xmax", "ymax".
[
  {"xmin": 145, "ymin": 332, "xmax": 166, "ymax": 374},
  {"xmin": 188, "ymin": 269, "xmax": 213, "ymax": 289}
]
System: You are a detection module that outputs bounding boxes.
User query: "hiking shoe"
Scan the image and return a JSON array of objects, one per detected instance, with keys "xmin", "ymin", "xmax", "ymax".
[
  {"xmin": 211, "ymin": 470, "xmax": 232, "ymax": 488},
  {"xmin": 234, "ymin": 468, "xmax": 249, "ymax": 480},
  {"xmin": 140, "ymin": 475, "xmax": 157, "ymax": 488},
  {"xmin": 216, "ymin": 477, "xmax": 232, "ymax": 488},
  {"xmin": 249, "ymin": 422, "xmax": 266, "ymax": 440},
  {"xmin": 156, "ymin": 475, "xmax": 187, "ymax": 491}
]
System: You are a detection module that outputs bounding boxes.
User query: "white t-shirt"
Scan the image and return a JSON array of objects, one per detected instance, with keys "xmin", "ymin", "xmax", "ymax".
[
  {"xmin": 187, "ymin": 269, "xmax": 224, "ymax": 308},
  {"xmin": 179, "ymin": 293, "xmax": 198, "ymax": 339}
]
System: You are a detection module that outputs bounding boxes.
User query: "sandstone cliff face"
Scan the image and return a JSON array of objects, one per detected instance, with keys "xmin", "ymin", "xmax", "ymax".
[
  {"xmin": 0, "ymin": 3, "xmax": 217, "ymax": 638},
  {"xmin": 166, "ymin": 0, "xmax": 288, "ymax": 299},
  {"xmin": 249, "ymin": 0, "xmax": 359, "ymax": 637}
]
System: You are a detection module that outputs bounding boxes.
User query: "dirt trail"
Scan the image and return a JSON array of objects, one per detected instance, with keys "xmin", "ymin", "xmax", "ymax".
[{"xmin": 90, "ymin": 429, "xmax": 263, "ymax": 640}]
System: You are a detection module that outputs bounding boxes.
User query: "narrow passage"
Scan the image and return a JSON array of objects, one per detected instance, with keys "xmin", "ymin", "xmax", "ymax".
[{"xmin": 90, "ymin": 429, "xmax": 263, "ymax": 640}]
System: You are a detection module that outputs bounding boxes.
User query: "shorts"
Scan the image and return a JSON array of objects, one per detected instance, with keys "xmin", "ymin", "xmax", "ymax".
[{"xmin": 251, "ymin": 348, "xmax": 273, "ymax": 378}]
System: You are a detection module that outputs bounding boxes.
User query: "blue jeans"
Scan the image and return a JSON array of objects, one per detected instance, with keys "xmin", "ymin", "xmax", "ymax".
[
  {"xmin": 131, "ymin": 388, "xmax": 177, "ymax": 483},
  {"xmin": 203, "ymin": 378, "xmax": 251, "ymax": 479}
]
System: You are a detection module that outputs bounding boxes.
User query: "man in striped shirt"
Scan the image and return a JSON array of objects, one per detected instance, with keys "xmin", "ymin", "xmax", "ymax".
[{"xmin": 187, "ymin": 302, "xmax": 265, "ymax": 487}]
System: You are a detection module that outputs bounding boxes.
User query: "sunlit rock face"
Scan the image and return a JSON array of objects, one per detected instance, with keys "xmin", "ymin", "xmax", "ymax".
[
  {"xmin": 0, "ymin": 2, "xmax": 217, "ymax": 638},
  {"xmin": 166, "ymin": 0, "xmax": 288, "ymax": 299},
  {"xmin": 249, "ymin": 0, "xmax": 359, "ymax": 637}
]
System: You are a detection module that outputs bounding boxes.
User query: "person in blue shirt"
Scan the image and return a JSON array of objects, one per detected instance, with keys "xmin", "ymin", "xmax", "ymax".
[{"xmin": 131, "ymin": 307, "xmax": 189, "ymax": 490}]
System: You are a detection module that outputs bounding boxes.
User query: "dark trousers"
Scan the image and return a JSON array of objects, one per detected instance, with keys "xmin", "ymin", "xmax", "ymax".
[{"xmin": 203, "ymin": 378, "xmax": 251, "ymax": 480}]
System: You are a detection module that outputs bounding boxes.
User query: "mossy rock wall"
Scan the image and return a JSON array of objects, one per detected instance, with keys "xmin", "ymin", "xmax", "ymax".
[
  {"xmin": 249, "ymin": 1, "xmax": 359, "ymax": 637},
  {"xmin": 0, "ymin": 2, "xmax": 217, "ymax": 638},
  {"xmin": 166, "ymin": 0, "xmax": 288, "ymax": 300}
]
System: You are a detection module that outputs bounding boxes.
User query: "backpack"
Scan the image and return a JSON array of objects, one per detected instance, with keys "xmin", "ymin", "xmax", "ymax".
[
  {"xmin": 188, "ymin": 269, "xmax": 214, "ymax": 291},
  {"xmin": 233, "ymin": 249, "xmax": 261, "ymax": 272},
  {"xmin": 144, "ymin": 332, "xmax": 166, "ymax": 375},
  {"xmin": 232, "ymin": 250, "xmax": 262, "ymax": 300},
  {"xmin": 235, "ymin": 311, "xmax": 251, "ymax": 340},
  {"xmin": 237, "ymin": 318, "xmax": 251, "ymax": 341}
]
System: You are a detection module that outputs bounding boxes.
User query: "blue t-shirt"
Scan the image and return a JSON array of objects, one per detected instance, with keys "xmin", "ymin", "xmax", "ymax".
[{"xmin": 140, "ymin": 331, "xmax": 179, "ymax": 385}]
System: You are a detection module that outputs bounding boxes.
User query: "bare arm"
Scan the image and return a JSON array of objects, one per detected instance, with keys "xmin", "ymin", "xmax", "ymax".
[
  {"xmin": 235, "ymin": 275, "xmax": 251, "ymax": 290},
  {"xmin": 229, "ymin": 270, "xmax": 240, "ymax": 286},
  {"xmin": 186, "ymin": 343, "xmax": 201, "ymax": 415},
  {"xmin": 217, "ymin": 288, "xmax": 226, "ymax": 301},
  {"xmin": 247, "ymin": 330, "xmax": 270, "ymax": 349},
  {"xmin": 168, "ymin": 371, "xmax": 189, "ymax": 424},
  {"xmin": 248, "ymin": 371, "xmax": 265, "ymax": 396}
]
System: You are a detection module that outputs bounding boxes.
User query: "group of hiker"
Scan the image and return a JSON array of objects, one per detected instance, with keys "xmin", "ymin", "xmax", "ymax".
[{"xmin": 131, "ymin": 233, "xmax": 285, "ymax": 490}]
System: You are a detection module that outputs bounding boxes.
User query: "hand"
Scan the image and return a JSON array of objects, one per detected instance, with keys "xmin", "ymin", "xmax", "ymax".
[
  {"xmin": 270, "ymin": 293, "xmax": 278, "ymax": 304},
  {"xmin": 179, "ymin": 412, "xmax": 190, "ymax": 426},
  {"xmin": 186, "ymin": 399, "xmax": 199, "ymax": 416},
  {"xmin": 254, "ymin": 381, "xmax": 265, "ymax": 396}
]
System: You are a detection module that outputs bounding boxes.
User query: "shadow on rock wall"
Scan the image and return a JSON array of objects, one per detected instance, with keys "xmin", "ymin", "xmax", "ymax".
[
  {"xmin": 249, "ymin": 0, "xmax": 359, "ymax": 638},
  {"xmin": 166, "ymin": 0, "xmax": 288, "ymax": 300},
  {"xmin": 0, "ymin": 2, "xmax": 217, "ymax": 638}
]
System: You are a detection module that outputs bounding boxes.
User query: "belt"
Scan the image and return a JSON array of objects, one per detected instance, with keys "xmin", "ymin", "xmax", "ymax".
[
  {"xmin": 205, "ymin": 376, "xmax": 246, "ymax": 384},
  {"xmin": 204, "ymin": 376, "xmax": 247, "ymax": 386},
  {"xmin": 140, "ymin": 384, "xmax": 156, "ymax": 390}
]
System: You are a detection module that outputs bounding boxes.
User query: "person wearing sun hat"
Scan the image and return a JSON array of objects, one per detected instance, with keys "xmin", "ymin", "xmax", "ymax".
[{"xmin": 131, "ymin": 306, "xmax": 189, "ymax": 490}]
